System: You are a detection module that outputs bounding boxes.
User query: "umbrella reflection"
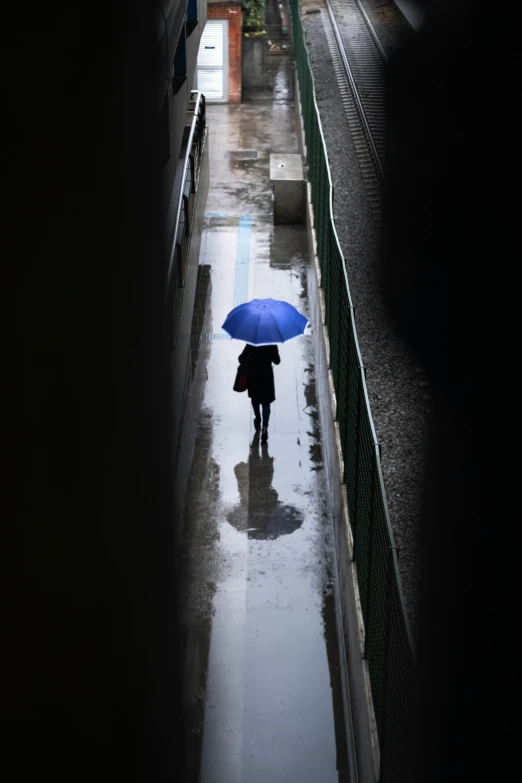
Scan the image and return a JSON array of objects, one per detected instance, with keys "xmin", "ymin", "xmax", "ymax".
[{"xmin": 227, "ymin": 432, "xmax": 304, "ymax": 540}]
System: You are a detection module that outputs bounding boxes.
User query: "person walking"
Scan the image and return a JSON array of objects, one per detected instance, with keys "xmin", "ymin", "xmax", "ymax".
[{"xmin": 238, "ymin": 343, "xmax": 280, "ymax": 442}]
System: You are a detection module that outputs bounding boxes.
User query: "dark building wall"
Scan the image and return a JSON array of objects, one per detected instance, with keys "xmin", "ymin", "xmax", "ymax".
[
  {"xmin": 381, "ymin": 1, "xmax": 518, "ymax": 780},
  {"xmin": 187, "ymin": 0, "xmax": 208, "ymax": 88},
  {"xmin": 159, "ymin": 0, "xmax": 207, "ymax": 211},
  {"xmin": 2, "ymin": 2, "xmax": 193, "ymax": 779}
]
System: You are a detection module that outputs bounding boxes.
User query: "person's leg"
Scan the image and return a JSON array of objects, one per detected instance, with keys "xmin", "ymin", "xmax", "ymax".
[
  {"xmin": 251, "ymin": 399, "xmax": 261, "ymax": 428},
  {"xmin": 261, "ymin": 404, "xmax": 270, "ymax": 442}
]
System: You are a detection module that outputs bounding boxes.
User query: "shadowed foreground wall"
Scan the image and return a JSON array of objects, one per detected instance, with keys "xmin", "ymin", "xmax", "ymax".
[
  {"xmin": 2, "ymin": 2, "xmax": 185, "ymax": 780},
  {"xmin": 381, "ymin": 2, "xmax": 519, "ymax": 780}
]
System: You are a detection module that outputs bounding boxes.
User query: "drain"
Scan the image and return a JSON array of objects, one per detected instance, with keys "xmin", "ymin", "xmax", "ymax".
[{"xmin": 226, "ymin": 150, "xmax": 258, "ymax": 160}]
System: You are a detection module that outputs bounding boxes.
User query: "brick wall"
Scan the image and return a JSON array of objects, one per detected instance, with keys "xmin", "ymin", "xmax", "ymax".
[{"xmin": 207, "ymin": 5, "xmax": 242, "ymax": 103}]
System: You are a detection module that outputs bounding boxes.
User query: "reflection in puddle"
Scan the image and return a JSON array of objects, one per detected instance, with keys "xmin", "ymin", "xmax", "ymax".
[{"xmin": 227, "ymin": 432, "xmax": 305, "ymax": 540}]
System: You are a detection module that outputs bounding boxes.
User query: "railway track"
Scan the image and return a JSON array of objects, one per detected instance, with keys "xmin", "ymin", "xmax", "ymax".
[{"xmin": 323, "ymin": 0, "xmax": 388, "ymax": 223}]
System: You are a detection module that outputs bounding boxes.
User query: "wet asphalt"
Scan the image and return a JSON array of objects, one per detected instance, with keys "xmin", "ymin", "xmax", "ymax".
[{"xmin": 178, "ymin": 62, "xmax": 351, "ymax": 782}]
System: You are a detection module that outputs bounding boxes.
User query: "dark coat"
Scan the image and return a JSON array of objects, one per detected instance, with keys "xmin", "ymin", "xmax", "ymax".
[{"xmin": 238, "ymin": 344, "xmax": 280, "ymax": 405}]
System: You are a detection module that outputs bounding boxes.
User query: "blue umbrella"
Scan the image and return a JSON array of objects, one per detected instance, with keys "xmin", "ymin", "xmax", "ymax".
[{"xmin": 222, "ymin": 298, "xmax": 308, "ymax": 345}]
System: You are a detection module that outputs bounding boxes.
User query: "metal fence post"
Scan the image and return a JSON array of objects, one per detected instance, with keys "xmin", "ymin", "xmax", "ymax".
[
  {"xmin": 379, "ymin": 545, "xmax": 397, "ymax": 777},
  {"xmin": 189, "ymin": 153, "xmax": 196, "ymax": 193},
  {"xmin": 363, "ymin": 451, "xmax": 378, "ymax": 645},
  {"xmin": 336, "ymin": 248, "xmax": 343, "ymax": 398},
  {"xmin": 342, "ymin": 307, "xmax": 354, "ymax": 485},
  {"xmin": 325, "ymin": 213, "xmax": 331, "ymax": 343},
  {"xmin": 351, "ymin": 373, "xmax": 364, "ymax": 545},
  {"xmin": 183, "ymin": 193, "xmax": 190, "ymax": 236}
]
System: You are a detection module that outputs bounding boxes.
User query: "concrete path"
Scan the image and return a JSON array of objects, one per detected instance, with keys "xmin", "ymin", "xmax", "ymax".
[{"xmin": 178, "ymin": 81, "xmax": 352, "ymax": 782}]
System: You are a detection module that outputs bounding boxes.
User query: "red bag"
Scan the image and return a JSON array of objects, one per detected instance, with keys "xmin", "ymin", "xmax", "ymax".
[{"xmin": 233, "ymin": 368, "xmax": 247, "ymax": 393}]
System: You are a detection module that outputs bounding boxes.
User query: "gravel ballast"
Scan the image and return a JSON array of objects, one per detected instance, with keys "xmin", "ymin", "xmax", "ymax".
[{"xmin": 298, "ymin": 0, "xmax": 427, "ymax": 634}]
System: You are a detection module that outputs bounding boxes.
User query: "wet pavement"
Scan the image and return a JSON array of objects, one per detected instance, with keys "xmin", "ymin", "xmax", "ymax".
[{"xmin": 178, "ymin": 62, "xmax": 350, "ymax": 782}]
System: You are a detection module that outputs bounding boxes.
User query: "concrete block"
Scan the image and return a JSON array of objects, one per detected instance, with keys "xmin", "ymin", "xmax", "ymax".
[{"xmin": 270, "ymin": 153, "xmax": 306, "ymax": 224}]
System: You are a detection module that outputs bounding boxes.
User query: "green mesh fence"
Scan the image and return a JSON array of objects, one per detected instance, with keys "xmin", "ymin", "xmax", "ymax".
[{"xmin": 289, "ymin": 2, "xmax": 416, "ymax": 780}]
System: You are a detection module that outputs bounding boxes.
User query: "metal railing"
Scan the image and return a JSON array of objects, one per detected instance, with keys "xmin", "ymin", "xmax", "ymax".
[
  {"xmin": 165, "ymin": 90, "xmax": 206, "ymax": 352},
  {"xmin": 166, "ymin": 90, "xmax": 206, "ymax": 292},
  {"xmin": 288, "ymin": 3, "xmax": 416, "ymax": 780}
]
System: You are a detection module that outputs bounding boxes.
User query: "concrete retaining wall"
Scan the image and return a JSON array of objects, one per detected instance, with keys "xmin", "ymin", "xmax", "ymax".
[{"xmin": 294, "ymin": 71, "xmax": 381, "ymax": 783}]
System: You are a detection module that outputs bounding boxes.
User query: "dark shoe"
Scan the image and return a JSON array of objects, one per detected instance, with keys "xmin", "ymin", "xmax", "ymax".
[
  {"xmin": 254, "ymin": 417, "xmax": 261, "ymax": 430},
  {"xmin": 261, "ymin": 426, "xmax": 268, "ymax": 443}
]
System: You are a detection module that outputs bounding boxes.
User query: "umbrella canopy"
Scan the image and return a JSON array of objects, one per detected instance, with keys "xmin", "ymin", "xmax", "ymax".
[
  {"xmin": 222, "ymin": 298, "xmax": 308, "ymax": 345},
  {"xmin": 227, "ymin": 453, "xmax": 305, "ymax": 541}
]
